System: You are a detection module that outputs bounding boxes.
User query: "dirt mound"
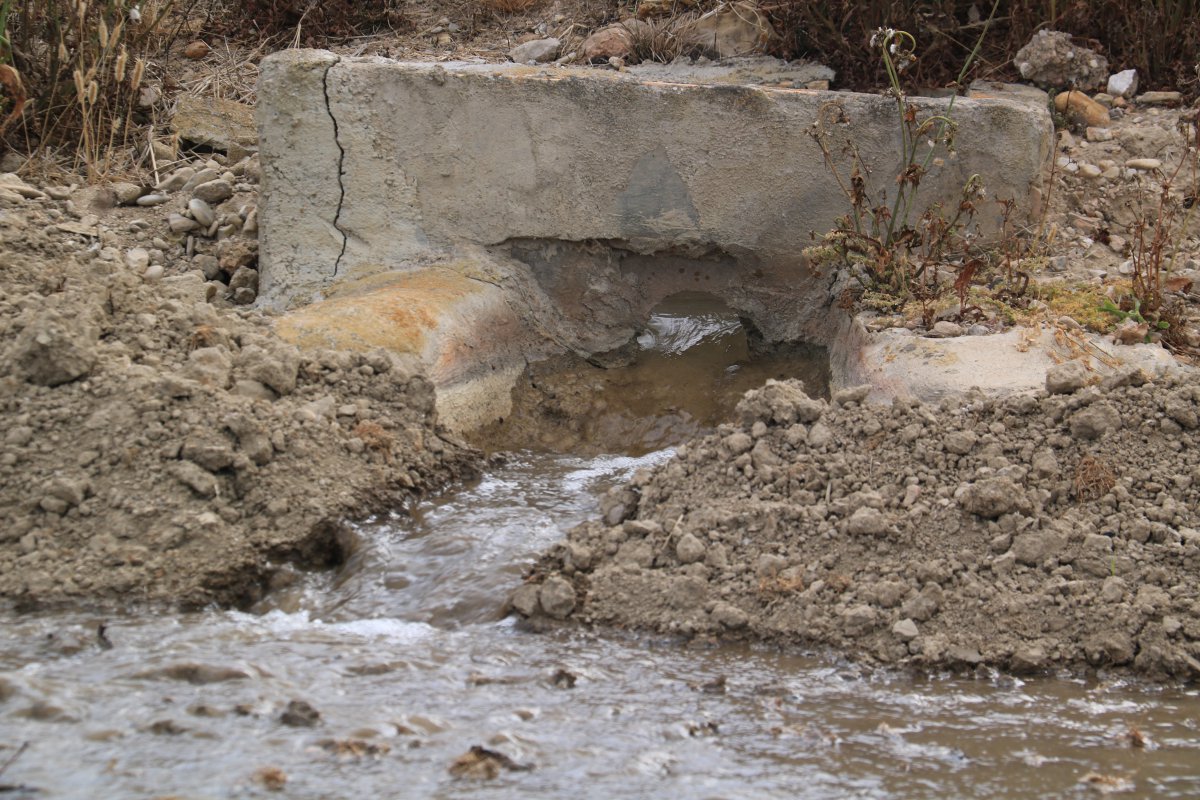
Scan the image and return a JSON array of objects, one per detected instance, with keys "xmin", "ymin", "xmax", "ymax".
[
  {"xmin": 517, "ymin": 374, "xmax": 1200, "ymax": 681},
  {"xmin": 0, "ymin": 201, "xmax": 476, "ymax": 610}
]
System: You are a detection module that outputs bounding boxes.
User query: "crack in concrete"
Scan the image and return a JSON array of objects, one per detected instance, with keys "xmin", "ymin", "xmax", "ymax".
[{"xmin": 322, "ymin": 57, "xmax": 348, "ymax": 277}]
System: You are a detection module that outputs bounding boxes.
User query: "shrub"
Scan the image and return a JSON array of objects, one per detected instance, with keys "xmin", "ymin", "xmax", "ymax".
[{"xmin": 1, "ymin": 0, "xmax": 175, "ymax": 176}]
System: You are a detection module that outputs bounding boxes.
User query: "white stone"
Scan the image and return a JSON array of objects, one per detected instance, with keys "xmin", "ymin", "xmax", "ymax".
[
  {"xmin": 1107, "ymin": 69, "xmax": 1137, "ymax": 98},
  {"xmin": 125, "ymin": 247, "xmax": 150, "ymax": 271},
  {"xmin": 1126, "ymin": 158, "xmax": 1162, "ymax": 171},
  {"xmin": 189, "ymin": 198, "xmax": 216, "ymax": 227},
  {"xmin": 509, "ymin": 38, "xmax": 560, "ymax": 64}
]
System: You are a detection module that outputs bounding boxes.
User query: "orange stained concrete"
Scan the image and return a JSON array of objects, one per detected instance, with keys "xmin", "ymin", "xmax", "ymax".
[{"xmin": 274, "ymin": 267, "xmax": 486, "ymax": 357}]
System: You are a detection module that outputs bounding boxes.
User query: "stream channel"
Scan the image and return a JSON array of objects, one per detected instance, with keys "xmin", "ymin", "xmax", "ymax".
[{"xmin": 1, "ymin": 296, "xmax": 1199, "ymax": 798}]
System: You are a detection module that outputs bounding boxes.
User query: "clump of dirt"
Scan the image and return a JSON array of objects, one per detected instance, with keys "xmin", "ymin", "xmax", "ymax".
[
  {"xmin": 0, "ymin": 204, "xmax": 476, "ymax": 610},
  {"xmin": 516, "ymin": 375, "xmax": 1200, "ymax": 681}
]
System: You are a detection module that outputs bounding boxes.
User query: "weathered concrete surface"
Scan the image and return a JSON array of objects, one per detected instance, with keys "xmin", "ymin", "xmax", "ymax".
[
  {"xmin": 258, "ymin": 51, "xmax": 1052, "ymax": 324},
  {"xmin": 835, "ymin": 321, "xmax": 1181, "ymax": 402},
  {"xmin": 273, "ymin": 262, "xmax": 533, "ymax": 429},
  {"xmin": 258, "ymin": 51, "xmax": 1055, "ymax": 430}
]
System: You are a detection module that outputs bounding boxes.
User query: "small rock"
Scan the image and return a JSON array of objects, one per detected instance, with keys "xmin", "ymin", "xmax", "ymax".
[
  {"xmin": 184, "ymin": 40, "xmax": 211, "ymax": 59},
  {"xmin": 1125, "ymin": 157, "xmax": 1162, "ymax": 171},
  {"xmin": 832, "ymin": 385, "xmax": 871, "ymax": 406},
  {"xmin": 0, "ymin": 173, "xmax": 45, "ymax": 199},
  {"xmin": 232, "ymin": 287, "xmax": 257, "ymax": 305},
  {"xmin": 229, "ymin": 266, "xmax": 259, "ymax": 294},
  {"xmin": 943, "ymin": 430, "xmax": 978, "ymax": 456},
  {"xmin": 1084, "ymin": 126, "xmax": 1113, "ymax": 142},
  {"xmin": 509, "ymin": 38, "xmax": 560, "ymax": 64},
  {"xmin": 1045, "ymin": 360, "xmax": 1089, "ymax": 394},
  {"xmin": 689, "ymin": 2, "xmax": 779, "ymax": 58},
  {"xmin": 892, "ymin": 619, "xmax": 919, "ymax": 642},
  {"xmin": 181, "ymin": 168, "xmax": 220, "ymax": 194},
  {"xmin": 1135, "ymin": 90, "xmax": 1182, "ymax": 106},
  {"xmin": 171, "ymin": 460, "xmax": 219, "ymax": 498},
  {"xmin": 10, "ymin": 312, "xmax": 97, "ymax": 386},
  {"xmin": 189, "ymin": 197, "xmax": 215, "ymax": 227},
  {"xmin": 930, "ymin": 320, "xmax": 963, "ymax": 337},
  {"xmin": 840, "ymin": 604, "xmax": 877, "ymax": 637},
  {"xmin": 711, "ymin": 601, "xmax": 749, "ymax": 629},
  {"xmin": 1106, "ymin": 69, "xmax": 1137, "ymax": 98},
  {"xmin": 155, "ymin": 167, "xmax": 195, "ymax": 193},
  {"xmin": 846, "ymin": 506, "xmax": 889, "ymax": 536},
  {"xmin": 125, "ymin": 247, "xmax": 150, "ymax": 271},
  {"xmin": 538, "ymin": 576, "xmax": 576, "ymax": 619},
  {"xmin": 1010, "ymin": 645, "xmax": 1047, "ymax": 674},
  {"xmin": 1079, "ymin": 163, "xmax": 1102, "ymax": 178},
  {"xmin": 143, "ymin": 264, "xmax": 164, "ymax": 282},
  {"xmin": 168, "ymin": 213, "xmax": 200, "ymax": 233},
  {"xmin": 1054, "ymin": 90, "xmax": 1110, "ymax": 128},
  {"xmin": 675, "ymin": 532, "xmax": 706, "ymax": 564},
  {"xmin": 110, "ymin": 181, "xmax": 143, "ymax": 204},
  {"xmin": 1069, "ymin": 403, "xmax": 1121, "ymax": 440},
  {"xmin": 510, "ymin": 584, "xmax": 540, "ymax": 617},
  {"xmin": 1012, "ymin": 530, "xmax": 1066, "ymax": 565},
  {"xmin": 192, "ymin": 179, "xmax": 233, "ymax": 204},
  {"xmin": 959, "ymin": 477, "xmax": 1026, "ymax": 519},
  {"xmin": 1014, "ymin": 30, "xmax": 1107, "ymax": 90},
  {"xmin": 135, "ymin": 193, "xmax": 169, "ymax": 206}
]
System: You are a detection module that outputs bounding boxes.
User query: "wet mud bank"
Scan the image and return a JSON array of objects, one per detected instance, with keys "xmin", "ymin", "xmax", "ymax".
[
  {"xmin": 0, "ymin": 211, "xmax": 479, "ymax": 611},
  {"xmin": 517, "ymin": 373, "xmax": 1200, "ymax": 682}
]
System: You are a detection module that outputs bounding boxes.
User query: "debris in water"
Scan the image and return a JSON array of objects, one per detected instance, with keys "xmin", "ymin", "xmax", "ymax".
[
  {"xmin": 449, "ymin": 746, "xmax": 531, "ymax": 779},
  {"xmin": 146, "ymin": 719, "xmax": 188, "ymax": 736},
  {"xmin": 687, "ymin": 720, "xmax": 720, "ymax": 737},
  {"xmin": 279, "ymin": 699, "xmax": 320, "ymax": 727},
  {"xmin": 254, "ymin": 767, "xmax": 287, "ymax": 791},
  {"xmin": 96, "ymin": 622, "xmax": 113, "ymax": 650},
  {"xmin": 1078, "ymin": 772, "xmax": 1136, "ymax": 794},
  {"xmin": 550, "ymin": 668, "xmax": 577, "ymax": 689},
  {"xmin": 314, "ymin": 739, "xmax": 391, "ymax": 759},
  {"xmin": 1125, "ymin": 725, "xmax": 1151, "ymax": 749}
]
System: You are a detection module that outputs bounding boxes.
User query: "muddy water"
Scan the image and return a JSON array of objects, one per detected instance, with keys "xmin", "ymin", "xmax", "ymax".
[
  {"xmin": 2, "ymin": 306, "xmax": 1200, "ymax": 798},
  {"xmin": 476, "ymin": 291, "xmax": 831, "ymax": 456}
]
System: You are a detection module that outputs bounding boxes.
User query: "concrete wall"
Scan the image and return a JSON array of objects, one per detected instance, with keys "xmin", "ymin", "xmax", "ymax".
[{"xmin": 258, "ymin": 51, "xmax": 1053, "ymax": 320}]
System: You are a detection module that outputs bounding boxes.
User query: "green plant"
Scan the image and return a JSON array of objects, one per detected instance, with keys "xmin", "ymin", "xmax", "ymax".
[
  {"xmin": 1103, "ymin": 111, "xmax": 1200, "ymax": 351},
  {"xmin": 808, "ymin": 16, "xmax": 996, "ymax": 316}
]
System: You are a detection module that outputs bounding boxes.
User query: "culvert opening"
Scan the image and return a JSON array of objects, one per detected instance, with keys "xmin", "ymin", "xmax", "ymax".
[{"xmin": 470, "ymin": 291, "xmax": 829, "ymax": 456}]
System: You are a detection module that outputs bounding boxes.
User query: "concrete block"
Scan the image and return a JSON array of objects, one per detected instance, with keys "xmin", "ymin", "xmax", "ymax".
[{"xmin": 257, "ymin": 52, "xmax": 1053, "ymax": 313}]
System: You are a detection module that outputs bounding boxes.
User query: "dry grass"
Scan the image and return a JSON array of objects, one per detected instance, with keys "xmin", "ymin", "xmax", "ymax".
[
  {"xmin": 1, "ymin": 0, "xmax": 181, "ymax": 177},
  {"xmin": 1073, "ymin": 455, "xmax": 1117, "ymax": 502},
  {"xmin": 623, "ymin": 14, "xmax": 704, "ymax": 64},
  {"xmin": 477, "ymin": 0, "xmax": 541, "ymax": 13}
]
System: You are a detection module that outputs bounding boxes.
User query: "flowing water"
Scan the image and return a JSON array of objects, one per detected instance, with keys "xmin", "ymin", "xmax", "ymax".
[{"xmin": 2, "ymin": 300, "xmax": 1199, "ymax": 798}]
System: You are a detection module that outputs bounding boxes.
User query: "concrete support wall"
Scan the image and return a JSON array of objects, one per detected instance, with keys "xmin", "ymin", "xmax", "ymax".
[{"xmin": 258, "ymin": 51, "xmax": 1053, "ymax": 318}]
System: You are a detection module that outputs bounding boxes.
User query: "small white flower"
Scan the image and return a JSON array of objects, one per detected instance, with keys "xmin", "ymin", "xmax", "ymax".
[{"xmin": 129, "ymin": 5, "xmax": 142, "ymax": 24}]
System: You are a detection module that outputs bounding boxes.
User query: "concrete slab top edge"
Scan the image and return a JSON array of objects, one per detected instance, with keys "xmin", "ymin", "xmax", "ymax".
[{"xmin": 260, "ymin": 49, "xmax": 1048, "ymax": 113}]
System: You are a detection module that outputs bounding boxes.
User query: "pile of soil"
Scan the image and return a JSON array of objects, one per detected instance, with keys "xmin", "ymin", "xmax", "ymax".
[
  {"xmin": 516, "ymin": 374, "xmax": 1200, "ymax": 681},
  {"xmin": 0, "ymin": 197, "xmax": 477, "ymax": 610}
]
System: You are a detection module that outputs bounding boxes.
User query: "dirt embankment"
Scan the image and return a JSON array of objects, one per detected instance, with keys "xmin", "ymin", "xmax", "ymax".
[
  {"xmin": 517, "ymin": 374, "xmax": 1200, "ymax": 681},
  {"xmin": 0, "ymin": 197, "xmax": 477, "ymax": 610}
]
